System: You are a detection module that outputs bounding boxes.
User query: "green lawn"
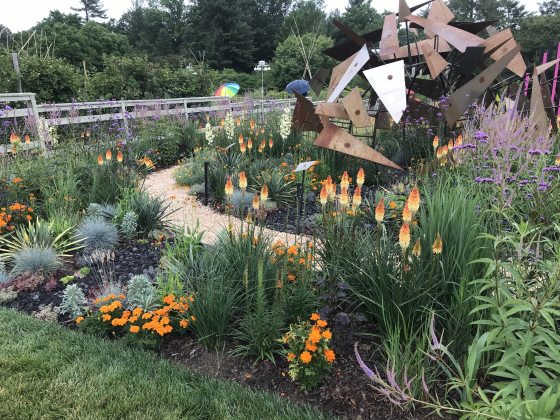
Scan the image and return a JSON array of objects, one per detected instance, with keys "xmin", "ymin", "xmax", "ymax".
[{"xmin": 0, "ymin": 308, "xmax": 327, "ymax": 420}]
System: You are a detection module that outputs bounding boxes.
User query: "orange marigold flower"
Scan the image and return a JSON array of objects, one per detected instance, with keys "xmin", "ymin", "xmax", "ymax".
[
  {"xmin": 309, "ymin": 327, "xmax": 322, "ymax": 344},
  {"xmin": 300, "ymin": 351, "xmax": 312, "ymax": 364},
  {"xmin": 102, "ymin": 314, "xmax": 111, "ymax": 322},
  {"xmin": 432, "ymin": 233, "xmax": 443, "ymax": 254},
  {"xmin": 324, "ymin": 349, "xmax": 335, "ymax": 363},
  {"xmin": 287, "ymin": 245, "xmax": 298, "ymax": 256},
  {"xmin": 163, "ymin": 294, "xmax": 175, "ymax": 305},
  {"xmin": 408, "ymin": 187, "xmax": 420, "ymax": 213},
  {"xmin": 412, "ymin": 239, "xmax": 422, "ymax": 257},
  {"xmin": 180, "ymin": 320, "xmax": 189, "ymax": 328},
  {"xmin": 130, "ymin": 325, "xmax": 140, "ymax": 333},
  {"xmin": 190, "ymin": 315, "xmax": 196, "ymax": 321},
  {"xmin": 356, "ymin": 168, "xmax": 365, "ymax": 187},
  {"xmin": 322, "ymin": 329, "xmax": 332, "ymax": 340},
  {"xmin": 142, "ymin": 312, "xmax": 152, "ymax": 320},
  {"xmin": 310, "ymin": 313, "xmax": 321, "ymax": 321},
  {"xmin": 399, "ymin": 223, "xmax": 411, "ymax": 251},
  {"xmin": 76, "ymin": 316, "xmax": 84, "ymax": 324},
  {"xmin": 238, "ymin": 171, "xmax": 247, "ymax": 190},
  {"xmin": 316, "ymin": 319, "xmax": 327, "ymax": 328},
  {"xmin": 287, "ymin": 352, "xmax": 296, "ymax": 362},
  {"xmin": 389, "ymin": 200, "xmax": 396, "ymax": 209},
  {"xmin": 132, "ymin": 307, "xmax": 143, "ymax": 316},
  {"xmin": 306, "ymin": 341, "xmax": 318, "ymax": 352},
  {"xmin": 225, "ymin": 176, "xmax": 234, "ymax": 196},
  {"xmin": 287, "ymin": 273, "xmax": 296, "ymax": 282}
]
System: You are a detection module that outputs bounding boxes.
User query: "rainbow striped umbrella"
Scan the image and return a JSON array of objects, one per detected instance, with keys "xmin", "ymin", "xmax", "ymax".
[{"xmin": 214, "ymin": 83, "xmax": 240, "ymax": 97}]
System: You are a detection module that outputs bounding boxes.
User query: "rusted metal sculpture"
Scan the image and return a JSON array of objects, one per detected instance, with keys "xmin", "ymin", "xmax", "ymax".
[{"xmin": 292, "ymin": 0, "xmax": 556, "ymax": 170}]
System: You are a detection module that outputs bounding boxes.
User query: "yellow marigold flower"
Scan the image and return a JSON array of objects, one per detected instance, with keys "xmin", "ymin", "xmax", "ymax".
[
  {"xmin": 432, "ymin": 233, "xmax": 443, "ymax": 254},
  {"xmin": 306, "ymin": 341, "xmax": 318, "ymax": 352},
  {"xmin": 300, "ymin": 351, "xmax": 312, "ymax": 364},
  {"xmin": 76, "ymin": 316, "xmax": 84, "ymax": 324},
  {"xmin": 287, "ymin": 352, "xmax": 296, "ymax": 362},
  {"xmin": 316, "ymin": 319, "xmax": 327, "ymax": 328},
  {"xmin": 309, "ymin": 327, "xmax": 322, "ymax": 344},
  {"xmin": 375, "ymin": 198, "xmax": 385, "ymax": 223},
  {"xmin": 402, "ymin": 201, "xmax": 412, "ymax": 223},
  {"xmin": 225, "ymin": 176, "xmax": 234, "ymax": 196},
  {"xmin": 238, "ymin": 171, "xmax": 247, "ymax": 190},
  {"xmin": 322, "ymin": 329, "xmax": 332, "ymax": 340},
  {"xmin": 130, "ymin": 325, "xmax": 140, "ymax": 333},
  {"xmin": 408, "ymin": 187, "xmax": 420, "ymax": 213},
  {"xmin": 399, "ymin": 223, "xmax": 411, "ymax": 251},
  {"xmin": 324, "ymin": 349, "xmax": 335, "ymax": 363},
  {"xmin": 102, "ymin": 314, "xmax": 111, "ymax": 322},
  {"xmin": 180, "ymin": 320, "xmax": 189, "ymax": 328},
  {"xmin": 356, "ymin": 167, "xmax": 365, "ymax": 187},
  {"xmin": 412, "ymin": 239, "xmax": 422, "ymax": 257},
  {"xmin": 310, "ymin": 313, "xmax": 321, "ymax": 321}
]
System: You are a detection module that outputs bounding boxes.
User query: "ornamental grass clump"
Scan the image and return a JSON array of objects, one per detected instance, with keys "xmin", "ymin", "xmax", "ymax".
[
  {"xmin": 76, "ymin": 217, "xmax": 119, "ymax": 254},
  {"xmin": 280, "ymin": 313, "xmax": 335, "ymax": 389}
]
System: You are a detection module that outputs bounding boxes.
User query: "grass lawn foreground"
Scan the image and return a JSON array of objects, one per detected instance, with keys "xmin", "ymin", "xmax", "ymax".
[{"xmin": 0, "ymin": 308, "xmax": 327, "ymax": 420}]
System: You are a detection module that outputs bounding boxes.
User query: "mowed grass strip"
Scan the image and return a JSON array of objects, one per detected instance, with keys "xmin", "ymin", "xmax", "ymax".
[{"xmin": 0, "ymin": 308, "xmax": 328, "ymax": 420}]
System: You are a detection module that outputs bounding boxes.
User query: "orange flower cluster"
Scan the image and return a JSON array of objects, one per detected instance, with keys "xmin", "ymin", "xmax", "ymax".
[
  {"xmin": 434, "ymin": 134, "xmax": 462, "ymax": 166},
  {"xmin": 319, "ymin": 169, "xmax": 364, "ymax": 212},
  {"xmin": 90, "ymin": 293, "xmax": 195, "ymax": 337},
  {"xmin": 282, "ymin": 313, "xmax": 335, "ymax": 388},
  {"xmin": 272, "ymin": 240, "xmax": 314, "ymax": 284},
  {"xmin": 0, "ymin": 202, "xmax": 33, "ymax": 232}
]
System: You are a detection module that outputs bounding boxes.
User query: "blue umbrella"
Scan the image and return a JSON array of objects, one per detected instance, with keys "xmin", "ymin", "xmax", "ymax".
[{"xmin": 286, "ymin": 80, "xmax": 311, "ymax": 95}]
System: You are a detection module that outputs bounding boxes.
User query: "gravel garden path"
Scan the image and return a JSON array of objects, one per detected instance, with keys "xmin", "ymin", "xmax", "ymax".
[{"xmin": 144, "ymin": 166, "xmax": 308, "ymax": 245}]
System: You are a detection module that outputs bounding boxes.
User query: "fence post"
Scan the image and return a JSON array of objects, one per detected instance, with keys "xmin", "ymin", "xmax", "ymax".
[
  {"xmin": 120, "ymin": 101, "xmax": 129, "ymax": 137},
  {"xmin": 12, "ymin": 53, "xmax": 22, "ymax": 93},
  {"xmin": 29, "ymin": 94, "xmax": 44, "ymax": 150},
  {"xmin": 183, "ymin": 99, "xmax": 189, "ymax": 121}
]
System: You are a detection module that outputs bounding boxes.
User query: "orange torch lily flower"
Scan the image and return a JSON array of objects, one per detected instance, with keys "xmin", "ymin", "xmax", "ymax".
[
  {"xmin": 375, "ymin": 198, "xmax": 385, "ymax": 223},
  {"xmin": 261, "ymin": 184, "xmax": 269, "ymax": 202},
  {"xmin": 352, "ymin": 186, "xmax": 362, "ymax": 208},
  {"xmin": 225, "ymin": 176, "xmax": 234, "ymax": 196},
  {"xmin": 239, "ymin": 171, "xmax": 247, "ymax": 190},
  {"xmin": 9, "ymin": 133, "xmax": 20, "ymax": 144},
  {"xmin": 269, "ymin": 137, "xmax": 273, "ymax": 148},
  {"xmin": 250, "ymin": 119, "xmax": 255, "ymax": 131},
  {"xmin": 432, "ymin": 233, "xmax": 443, "ymax": 254},
  {"xmin": 436, "ymin": 147, "xmax": 443, "ymax": 160},
  {"xmin": 24, "ymin": 134, "xmax": 31, "ymax": 144},
  {"xmin": 260, "ymin": 139, "xmax": 266, "ymax": 151},
  {"xmin": 447, "ymin": 139, "xmax": 453, "ymax": 150},
  {"xmin": 247, "ymin": 138, "xmax": 253, "ymax": 150},
  {"xmin": 399, "ymin": 223, "xmax": 411, "ymax": 251},
  {"xmin": 556, "ymin": 154, "xmax": 560, "ymax": 166},
  {"xmin": 117, "ymin": 151, "xmax": 123, "ymax": 163},
  {"xmin": 341, "ymin": 171, "xmax": 350, "ymax": 189},
  {"xmin": 339, "ymin": 187, "xmax": 349, "ymax": 207},
  {"xmin": 240, "ymin": 141, "xmax": 246, "ymax": 154},
  {"xmin": 105, "ymin": 149, "xmax": 112, "ymax": 161},
  {"xmin": 442, "ymin": 145, "xmax": 448, "ymax": 157},
  {"xmin": 252, "ymin": 193, "xmax": 260, "ymax": 210},
  {"xmin": 412, "ymin": 238, "xmax": 422, "ymax": 257},
  {"xmin": 238, "ymin": 134, "xmax": 244, "ymax": 144},
  {"xmin": 407, "ymin": 187, "xmax": 420, "ymax": 213},
  {"xmin": 432, "ymin": 135, "xmax": 439, "ymax": 151},
  {"xmin": 97, "ymin": 154, "xmax": 104, "ymax": 166},
  {"xmin": 455, "ymin": 134, "xmax": 463, "ymax": 147},
  {"xmin": 402, "ymin": 201, "xmax": 412, "ymax": 223},
  {"xmin": 356, "ymin": 168, "xmax": 365, "ymax": 187},
  {"xmin": 319, "ymin": 185, "xmax": 328, "ymax": 206}
]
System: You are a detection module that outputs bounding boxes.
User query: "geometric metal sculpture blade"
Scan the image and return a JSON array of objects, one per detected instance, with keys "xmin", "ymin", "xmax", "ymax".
[
  {"xmin": 406, "ymin": 15, "xmax": 483, "ymax": 52},
  {"xmin": 380, "ymin": 14, "xmax": 400, "ymax": 60},
  {"xmin": 363, "ymin": 60, "xmax": 407, "ymax": 124},
  {"xmin": 327, "ymin": 44, "xmax": 370, "ymax": 103},
  {"xmin": 316, "ymin": 102, "xmax": 350, "ymax": 120},
  {"xmin": 443, "ymin": 45, "xmax": 521, "ymax": 126},
  {"xmin": 398, "ymin": 0, "xmax": 412, "ymax": 23},
  {"xmin": 341, "ymin": 87, "xmax": 371, "ymax": 128},
  {"xmin": 424, "ymin": 0, "xmax": 454, "ymax": 38},
  {"xmin": 530, "ymin": 70, "xmax": 548, "ymax": 136},
  {"xmin": 310, "ymin": 68, "xmax": 330, "ymax": 96},
  {"xmin": 420, "ymin": 42, "xmax": 449, "ymax": 79},
  {"xmin": 314, "ymin": 122, "xmax": 402, "ymax": 170},
  {"xmin": 480, "ymin": 29, "xmax": 526, "ymax": 77},
  {"xmin": 292, "ymin": 93, "xmax": 323, "ymax": 133}
]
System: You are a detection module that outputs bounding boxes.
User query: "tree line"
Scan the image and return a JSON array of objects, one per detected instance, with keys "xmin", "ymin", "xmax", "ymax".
[{"xmin": 0, "ymin": 0, "xmax": 559, "ymax": 103}]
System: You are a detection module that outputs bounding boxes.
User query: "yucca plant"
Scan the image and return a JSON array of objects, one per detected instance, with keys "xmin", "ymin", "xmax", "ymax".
[
  {"xmin": 251, "ymin": 168, "xmax": 296, "ymax": 207},
  {"xmin": 0, "ymin": 219, "xmax": 84, "ymax": 266}
]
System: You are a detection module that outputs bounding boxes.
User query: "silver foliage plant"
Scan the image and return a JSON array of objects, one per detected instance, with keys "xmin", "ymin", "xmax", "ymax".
[
  {"xmin": 120, "ymin": 211, "xmax": 138, "ymax": 239},
  {"xmin": 60, "ymin": 284, "xmax": 87, "ymax": 318},
  {"xmin": 125, "ymin": 274, "xmax": 158, "ymax": 310}
]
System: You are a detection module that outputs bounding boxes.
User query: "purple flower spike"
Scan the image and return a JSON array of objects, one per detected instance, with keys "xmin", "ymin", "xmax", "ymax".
[{"xmin": 354, "ymin": 343, "xmax": 375, "ymax": 380}]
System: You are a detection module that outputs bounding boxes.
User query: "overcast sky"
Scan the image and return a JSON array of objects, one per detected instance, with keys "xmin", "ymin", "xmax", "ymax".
[{"xmin": 0, "ymin": 0, "xmax": 542, "ymax": 33}]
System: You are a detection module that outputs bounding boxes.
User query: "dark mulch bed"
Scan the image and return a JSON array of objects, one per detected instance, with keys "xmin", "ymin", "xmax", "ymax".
[{"xmin": 2, "ymin": 240, "xmax": 451, "ymax": 419}]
